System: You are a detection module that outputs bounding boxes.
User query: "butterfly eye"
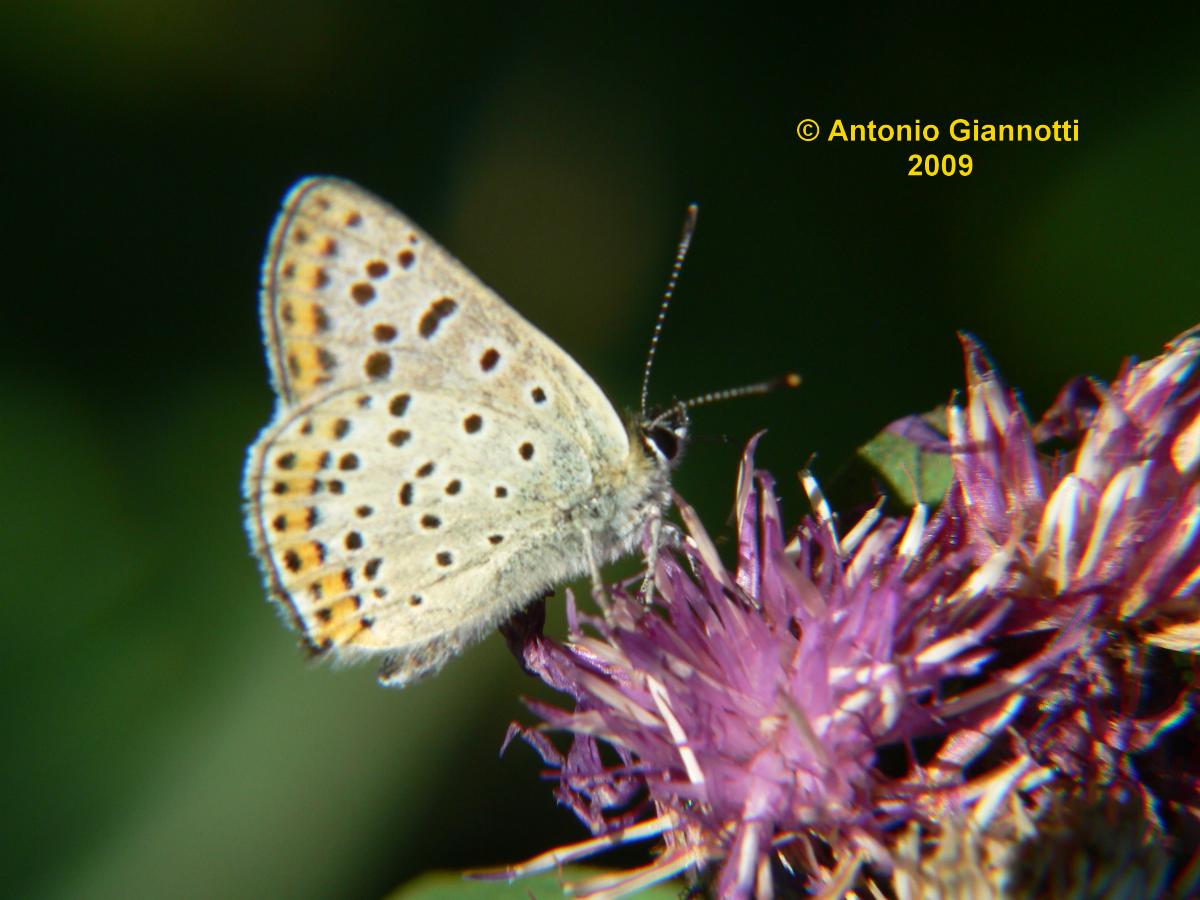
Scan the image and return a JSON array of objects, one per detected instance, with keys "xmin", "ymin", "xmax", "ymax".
[
  {"xmin": 639, "ymin": 405, "xmax": 689, "ymax": 464},
  {"xmin": 642, "ymin": 421, "xmax": 687, "ymax": 464}
]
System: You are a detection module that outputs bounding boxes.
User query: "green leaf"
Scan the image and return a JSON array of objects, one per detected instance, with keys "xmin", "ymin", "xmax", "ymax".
[
  {"xmin": 853, "ymin": 408, "xmax": 953, "ymax": 509},
  {"xmin": 391, "ymin": 867, "xmax": 683, "ymax": 899}
]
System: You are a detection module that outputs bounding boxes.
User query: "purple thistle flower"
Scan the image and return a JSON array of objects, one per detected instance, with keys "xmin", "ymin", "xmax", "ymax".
[
  {"xmin": 483, "ymin": 325, "xmax": 1200, "ymax": 898},
  {"xmin": 946, "ymin": 327, "xmax": 1200, "ymax": 813},
  {"xmin": 491, "ymin": 448, "xmax": 1062, "ymax": 897}
]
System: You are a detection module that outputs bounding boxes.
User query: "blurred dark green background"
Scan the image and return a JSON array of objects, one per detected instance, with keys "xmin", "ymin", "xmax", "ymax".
[{"xmin": 4, "ymin": 5, "xmax": 1198, "ymax": 898}]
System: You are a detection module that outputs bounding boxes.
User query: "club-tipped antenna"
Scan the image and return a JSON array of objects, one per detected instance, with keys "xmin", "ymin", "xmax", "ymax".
[
  {"xmin": 677, "ymin": 373, "xmax": 802, "ymax": 412},
  {"xmin": 640, "ymin": 203, "xmax": 700, "ymax": 416}
]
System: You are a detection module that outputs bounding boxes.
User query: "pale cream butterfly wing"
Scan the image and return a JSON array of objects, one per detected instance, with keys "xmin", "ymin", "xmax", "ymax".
[{"xmin": 243, "ymin": 177, "xmax": 664, "ymax": 686}]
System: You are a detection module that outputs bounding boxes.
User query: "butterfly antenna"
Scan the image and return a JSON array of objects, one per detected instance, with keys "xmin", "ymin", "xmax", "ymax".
[
  {"xmin": 640, "ymin": 203, "xmax": 700, "ymax": 417},
  {"xmin": 679, "ymin": 373, "xmax": 802, "ymax": 411}
]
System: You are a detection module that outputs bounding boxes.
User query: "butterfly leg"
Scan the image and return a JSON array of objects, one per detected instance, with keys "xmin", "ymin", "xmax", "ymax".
[
  {"xmin": 581, "ymin": 526, "xmax": 610, "ymax": 607},
  {"xmin": 638, "ymin": 512, "xmax": 664, "ymax": 604}
]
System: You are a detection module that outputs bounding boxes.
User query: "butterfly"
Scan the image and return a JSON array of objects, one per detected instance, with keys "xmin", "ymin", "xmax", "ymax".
[{"xmin": 242, "ymin": 177, "xmax": 694, "ymax": 687}]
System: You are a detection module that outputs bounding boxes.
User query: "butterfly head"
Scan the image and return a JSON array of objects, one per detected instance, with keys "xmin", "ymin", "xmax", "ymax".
[{"xmin": 637, "ymin": 404, "xmax": 690, "ymax": 468}]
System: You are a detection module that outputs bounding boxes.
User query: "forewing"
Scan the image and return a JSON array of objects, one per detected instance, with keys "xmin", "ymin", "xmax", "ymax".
[{"xmin": 257, "ymin": 176, "xmax": 627, "ymax": 457}]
